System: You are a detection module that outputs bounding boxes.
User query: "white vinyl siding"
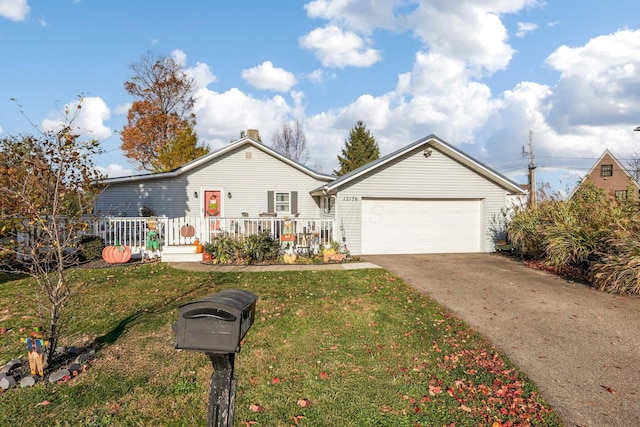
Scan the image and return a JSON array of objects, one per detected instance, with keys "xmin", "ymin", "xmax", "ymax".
[
  {"xmin": 335, "ymin": 146, "xmax": 509, "ymax": 255},
  {"xmin": 95, "ymin": 144, "xmax": 330, "ymax": 218}
]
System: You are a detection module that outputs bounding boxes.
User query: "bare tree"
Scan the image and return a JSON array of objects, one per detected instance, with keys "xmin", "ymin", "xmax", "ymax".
[
  {"xmin": 625, "ymin": 150, "xmax": 640, "ymax": 183},
  {"xmin": 0, "ymin": 97, "xmax": 103, "ymax": 360},
  {"xmin": 271, "ymin": 120, "xmax": 309, "ymax": 163}
]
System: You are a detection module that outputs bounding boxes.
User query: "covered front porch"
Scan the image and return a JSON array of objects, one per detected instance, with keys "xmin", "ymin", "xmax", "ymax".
[{"xmin": 92, "ymin": 215, "xmax": 336, "ymax": 262}]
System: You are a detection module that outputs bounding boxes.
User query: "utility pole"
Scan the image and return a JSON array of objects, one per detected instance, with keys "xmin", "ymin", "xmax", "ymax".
[{"xmin": 522, "ymin": 130, "xmax": 537, "ymax": 209}]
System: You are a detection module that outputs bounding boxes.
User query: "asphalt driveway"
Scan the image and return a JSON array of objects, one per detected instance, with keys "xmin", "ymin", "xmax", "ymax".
[{"xmin": 364, "ymin": 253, "xmax": 640, "ymax": 427}]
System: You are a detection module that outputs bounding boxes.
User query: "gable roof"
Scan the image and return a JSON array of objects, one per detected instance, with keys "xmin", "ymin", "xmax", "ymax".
[
  {"xmin": 583, "ymin": 149, "xmax": 640, "ymax": 186},
  {"xmin": 312, "ymin": 134, "xmax": 525, "ymax": 195},
  {"xmin": 571, "ymin": 149, "xmax": 640, "ymax": 198},
  {"xmin": 100, "ymin": 136, "xmax": 335, "ymax": 184}
]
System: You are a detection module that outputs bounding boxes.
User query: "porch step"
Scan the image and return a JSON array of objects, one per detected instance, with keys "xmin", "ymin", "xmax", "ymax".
[{"xmin": 161, "ymin": 245, "xmax": 204, "ymax": 263}]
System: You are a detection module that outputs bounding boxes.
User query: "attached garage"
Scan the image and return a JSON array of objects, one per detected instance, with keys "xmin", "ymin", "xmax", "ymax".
[
  {"xmin": 361, "ymin": 198, "xmax": 482, "ymax": 254},
  {"xmin": 312, "ymin": 134, "xmax": 526, "ymax": 256}
]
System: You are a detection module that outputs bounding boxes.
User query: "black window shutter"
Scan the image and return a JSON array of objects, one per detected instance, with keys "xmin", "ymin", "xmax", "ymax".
[
  {"xmin": 267, "ymin": 191, "xmax": 274, "ymax": 212},
  {"xmin": 291, "ymin": 191, "xmax": 298, "ymax": 214}
]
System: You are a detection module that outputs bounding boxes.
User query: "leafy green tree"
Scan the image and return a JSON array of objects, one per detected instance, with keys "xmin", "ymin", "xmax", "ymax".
[
  {"xmin": 334, "ymin": 120, "xmax": 380, "ymax": 176},
  {"xmin": 157, "ymin": 123, "xmax": 208, "ymax": 170},
  {"xmin": 121, "ymin": 52, "xmax": 208, "ymax": 172},
  {"xmin": 0, "ymin": 97, "xmax": 104, "ymax": 359}
]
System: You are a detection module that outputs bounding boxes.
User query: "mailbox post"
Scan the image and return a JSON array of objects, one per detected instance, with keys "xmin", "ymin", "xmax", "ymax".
[{"xmin": 173, "ymin": 289, "xmax": 258, "ymax": 427}]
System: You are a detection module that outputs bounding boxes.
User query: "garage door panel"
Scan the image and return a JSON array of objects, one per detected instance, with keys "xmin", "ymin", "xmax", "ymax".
[{"xmin": 361, "ymin": 199, "xmax": 481, "ymax": 254}]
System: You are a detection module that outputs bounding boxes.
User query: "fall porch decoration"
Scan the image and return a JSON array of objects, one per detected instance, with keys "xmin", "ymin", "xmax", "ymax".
[{"xmin": 102, "ymin": 243, "xmax": 132, "ymax": 264}]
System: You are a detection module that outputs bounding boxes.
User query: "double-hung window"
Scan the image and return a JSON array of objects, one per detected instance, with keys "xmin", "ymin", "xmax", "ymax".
[
  {"xmin": 275, "ymin": 192, "xmax": 290, "ymax": 213},
  {"xmin": 600, "ymin": 164, "xmax": 613, "ymax": 177}
]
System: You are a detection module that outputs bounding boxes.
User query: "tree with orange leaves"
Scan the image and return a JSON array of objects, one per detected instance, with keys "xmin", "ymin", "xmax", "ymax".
[{"xmin": 121, "ymin": 53, "xmax": 208, "ymax": 172}]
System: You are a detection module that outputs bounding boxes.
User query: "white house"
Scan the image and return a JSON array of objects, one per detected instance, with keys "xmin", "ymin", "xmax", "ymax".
[
  {"xmin": 95, "ymin": 133, "xmax": 525, "ymax": 257},
  {"xmin": 312, "ymin": 134, "xmax": 525, "ymax": 255},
  {"xmin": 95, "ymin": 131, "xmax": 335, "ymax": 219}
]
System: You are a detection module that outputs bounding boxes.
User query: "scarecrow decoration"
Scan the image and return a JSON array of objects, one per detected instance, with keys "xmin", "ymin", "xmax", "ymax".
[
  {"xmin": 145, "ymin": 216, "xmax": 161, "ymax": 259},
  {"xmin": 24, "ymin": 327, "xmax": 48, "ymax": 377}
]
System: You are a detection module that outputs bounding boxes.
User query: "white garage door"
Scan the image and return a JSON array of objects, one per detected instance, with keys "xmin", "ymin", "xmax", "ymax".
[{"xmin": 361, "ymin": 199, "xmax": 482, "ymax": 254}]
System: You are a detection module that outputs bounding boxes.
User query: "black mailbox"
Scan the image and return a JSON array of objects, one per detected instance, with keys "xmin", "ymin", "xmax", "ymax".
[{"xmin": 174, "ymin": 289, "xmax": 258, "ymax": 353}]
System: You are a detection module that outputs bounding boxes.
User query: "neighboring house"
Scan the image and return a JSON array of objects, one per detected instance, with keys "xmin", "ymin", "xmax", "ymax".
[
  {"xmin": 95, "ymin": 133, "xmax": 525, "ymax": 256},
  {"xmin": 573, "ymin": 149, "xmax": 640, "ymax": 201},
  {"xmin": 95, "ymin": 131, "xmax": 335, "ymax": 219},
  {"xmin": 311, "ymin": 134, "xmax": 525, "ymax": 255}
]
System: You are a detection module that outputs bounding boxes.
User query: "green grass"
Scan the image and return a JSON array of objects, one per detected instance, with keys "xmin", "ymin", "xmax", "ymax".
[{"xmin": 0, "ymin": 264, "xmax": 561, "ymax": 426}]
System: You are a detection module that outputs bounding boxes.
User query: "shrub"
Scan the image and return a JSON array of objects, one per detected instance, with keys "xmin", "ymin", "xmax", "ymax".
[
  {"xmin": 508, "ymin": 180, "xmax": 640, "ymax": 295},
  {"xmin": 77, "ymin": 235, "xmax": 105, "ymax": 262},
  {"xmin": 203, "ymin": 236, "xmax": 241, "ymax": 264},
  {"xmin": 242, "ymin": 231, "xmax": 280, "ymax": 264}
]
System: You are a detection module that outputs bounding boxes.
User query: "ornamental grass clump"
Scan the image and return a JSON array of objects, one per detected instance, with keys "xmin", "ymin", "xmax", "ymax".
[{"xmin": 508, "ymin": 180, "xmax": 640, "ymax": 295}]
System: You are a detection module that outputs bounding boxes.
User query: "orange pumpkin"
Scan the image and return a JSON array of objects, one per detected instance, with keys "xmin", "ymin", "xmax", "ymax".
[
  {"xmin": 102, "ymin": 245, "xmax": 132, "ymax": 264},
  {"xmin": 194, "ymin": 239, "xmax": 204, "ymax": 254},
  {"xmin": 180, "ymin": 224, "xmax": 195, "ymax": 238}
]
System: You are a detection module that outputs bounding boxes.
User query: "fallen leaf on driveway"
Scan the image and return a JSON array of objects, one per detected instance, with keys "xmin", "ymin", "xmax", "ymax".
[{"xmin": 601, "ymin": 385, "xmax": 617, "ymax": 394}]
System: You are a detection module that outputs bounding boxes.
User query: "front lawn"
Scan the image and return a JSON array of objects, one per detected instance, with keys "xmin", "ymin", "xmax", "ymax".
[{"xmin": 0, "ymin": 264, "xmax": 560, "ymax": 426}]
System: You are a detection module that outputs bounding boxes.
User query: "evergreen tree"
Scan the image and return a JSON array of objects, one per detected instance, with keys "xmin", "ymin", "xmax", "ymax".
[{"xmin": 334, "ymin": 121, "xmax": 380, "ymax": 176}]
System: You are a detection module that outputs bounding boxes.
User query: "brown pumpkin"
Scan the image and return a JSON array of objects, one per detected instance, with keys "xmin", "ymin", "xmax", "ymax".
[
  {"xmin": 102, "ymin": 245, "xmax": 132, "ymax": 264},
  {"xmin": 180, "ymin": 224, "xmax": 195, "ymax": 238}
]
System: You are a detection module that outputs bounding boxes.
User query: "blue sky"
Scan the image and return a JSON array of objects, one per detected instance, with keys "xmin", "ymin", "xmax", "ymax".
[{"xmin": 1, "ymin": 0, "xmax": 639, "ymax": 194}]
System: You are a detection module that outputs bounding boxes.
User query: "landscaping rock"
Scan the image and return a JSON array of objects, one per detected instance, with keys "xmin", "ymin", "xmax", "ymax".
[
  {"xmin": 68, "ymin": 363, "xmax": 81, "ymax": 375},
  {"xmin": 73, "ymin": 349, "xmax": 95, "ymax": 365},
  {"xmin": 0, "ymin": 375, "xmax": 16, "ymax": 390},
  {"xmin": 48, "ymin": 369, "xmax": 71, "ymax": 383},
  {"xmin": 20, "ymin": 376, "xmax": 36, "ymax": 388},
  {"xmin": 0, "ymin": 359, "xmax": 22, "ymax": 374}
]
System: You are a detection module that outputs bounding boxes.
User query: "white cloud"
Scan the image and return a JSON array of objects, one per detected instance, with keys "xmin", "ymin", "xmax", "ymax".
[
  {"xmin": 41, "ymin": 96, "xmax": 112, "ymax": 141},
  {"xmin": 406, "ymin": 3, "xmax": 514, "ymax": 76},
  {"xmin": 306, "ymin": 68, "xmax": 325, "ymax": 84},
  {"xmin": 96, "ymin": 163, "xmax": 134, "ymax": 179},
  {"xmin": 0, "ymin": 0, "xmax": 29, "ymax": 21},
  {"xmin": 299, "ymin": 25, "xmax": 381, "ymax": 68},
  {"xmin": 114, "ymin": 102, "xmax": 131, "ymax": 116},
  {"xmin": 171, "ymin": 49, "xmax": 187, "ymax": 67},
  {"xmin": 185, "ymin": 62, "xmax": 218, "ymax": 90},
  {"xmin": 544, "ymin": 29, "xmax": 640, "ymax": 131},
  {"xmin": 241, "ymin": 61, "xmax": 297, "ymax": 92},
  {"xmin": 304, "ymin": 0, "xmax": 407, "ymax": 32},
  {"xmin": 193, "ymin": 87, "xmax": 291, "ymax": 146},
  {"xmin": 516, "ymin": 22, "xmax": 537, "ymax": 38}
]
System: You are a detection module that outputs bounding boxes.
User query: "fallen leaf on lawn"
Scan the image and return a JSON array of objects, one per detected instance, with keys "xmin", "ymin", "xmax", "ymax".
[
  {"xmin": 601, "ymin": 385, "xmax": 617, "ymax": 394},
  {"xmin": 38, "ymin": 400, "xmax": 50, "ymax": 406},
  {"xmin": 249, "ymin": 403, "xmax": 265, "ymax": 412},
  {"xmin": 320, "ymin": 371, "xmax": 329, "ymax": 379},
  {"xmin": 242, "ymin": 421, "xmax": 258, "ymax": 426},
  {"xmin": 428, "ymin": 385, "xmax": 442, "ymax": 395},
  {"xmin": 293, "ymin": 415, "xmax": 305, "ymax": 424},
  {"xmin": 297, "ymin": 398, "xmax": 313, "ymax": 407},
  {"xmin": 381, "ymin": 404, "xmax": 393, "ymax": 412},
  {"xmin": 271, "ymin": 376, "xmax": 281, "ymax": 384},
  {"xmin": 460, "ymin": 404, "xmax": 472, "ymax": 412}
]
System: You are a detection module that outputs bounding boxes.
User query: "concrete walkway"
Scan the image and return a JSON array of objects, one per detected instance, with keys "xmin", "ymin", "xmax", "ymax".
[{"xmin": 168, "ymin": 261, "xmax": 381, "ymax": 273}]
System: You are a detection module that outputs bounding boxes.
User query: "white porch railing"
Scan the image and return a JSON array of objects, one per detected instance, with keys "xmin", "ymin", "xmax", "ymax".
[{"xmin": 92, "ymin": 216, "xmax": 336, "ymax": 256}]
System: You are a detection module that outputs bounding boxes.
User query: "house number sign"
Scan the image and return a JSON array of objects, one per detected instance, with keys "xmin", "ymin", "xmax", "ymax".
[{"xmin": 342, "ymin": 196, "xmax": 359, "ymax": 201}]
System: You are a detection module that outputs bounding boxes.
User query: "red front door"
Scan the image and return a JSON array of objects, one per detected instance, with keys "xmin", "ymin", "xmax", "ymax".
[{"xmin": 204, "ymin": 190, "xmax": 221, "ymax": 217}]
